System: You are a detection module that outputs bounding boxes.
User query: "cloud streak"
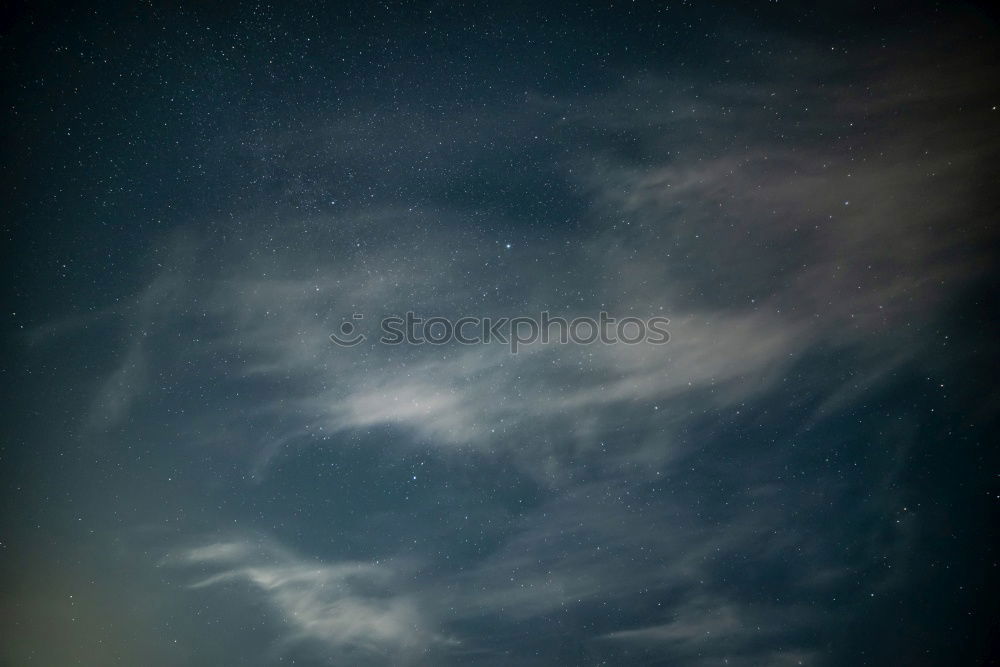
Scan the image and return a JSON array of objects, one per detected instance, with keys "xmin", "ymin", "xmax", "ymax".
[{"xmin": 172, "ymin": 538, "xmax": 450, "ymax": 663}]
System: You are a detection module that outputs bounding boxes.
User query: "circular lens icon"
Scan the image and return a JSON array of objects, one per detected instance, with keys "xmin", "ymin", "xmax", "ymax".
[{"xmin": 330, "ymin": 314, "xmax": 366, "ymax": 347}]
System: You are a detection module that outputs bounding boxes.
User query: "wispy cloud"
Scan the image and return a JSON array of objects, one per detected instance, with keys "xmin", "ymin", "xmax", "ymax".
[
  {"xmin": 171, "ymin": 537, "xmax": 452, "ymax": 662},
  {"xmin": 39, "ymin": 24, "xmax": 995, "ymax": 666}
]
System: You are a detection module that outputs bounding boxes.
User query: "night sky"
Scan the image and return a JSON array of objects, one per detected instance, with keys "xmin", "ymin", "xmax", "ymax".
[{"xmin": 2, "ymin": 2, "xmax": 998, "ymax": 665}]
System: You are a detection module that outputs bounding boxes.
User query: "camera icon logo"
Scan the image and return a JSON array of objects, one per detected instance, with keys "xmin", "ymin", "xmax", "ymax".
[{"xmin": 329, "ymin": 313, "xmax": 366, "ymax": 347}]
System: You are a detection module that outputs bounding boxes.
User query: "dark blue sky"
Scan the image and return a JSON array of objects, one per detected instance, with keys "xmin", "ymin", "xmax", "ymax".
[{"xmin": 2, "ymin": 2, "xmax": 998, "ymax": 665}]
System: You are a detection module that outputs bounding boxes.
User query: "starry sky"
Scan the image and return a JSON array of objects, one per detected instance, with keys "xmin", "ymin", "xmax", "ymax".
[{"xmin": 2, "ymin": 2, "xmax": 998, "ymax": 665}]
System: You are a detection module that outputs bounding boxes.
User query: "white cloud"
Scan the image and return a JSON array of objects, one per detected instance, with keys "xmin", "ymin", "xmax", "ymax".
[{"xmin": 174, "ymin": 537, "xmax": 450, "ymax": 661}]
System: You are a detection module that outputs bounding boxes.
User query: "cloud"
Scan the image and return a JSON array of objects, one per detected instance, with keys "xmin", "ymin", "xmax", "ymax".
[
  {"xmin": 7, "ymin": 8, "xmax": 995, "ymax": 667},
  {"xmin": 171, "ymin": 476, "xmax": 826, "ymax": 664},
  {"xmin": 49, "ymin": 26, "xmax": 994, "ymax": 664},
  {"xmin": 601, "ymin": 601, "xmax": 744, "ymax": 644},
  {"xmin": 67, "ymin": 33, "xmax": 995, "ymax": 481},
  {"xmin": 172, "ymin": 537, "xmax": 450, "ymax": 662}
]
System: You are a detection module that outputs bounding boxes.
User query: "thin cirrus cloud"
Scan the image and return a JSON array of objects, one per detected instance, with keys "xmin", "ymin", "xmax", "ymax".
[
  {"xmin": 41, "ymin": 27, "xmax": 994, "ymax": 666},
  {"xmin": 78, "ymin": 45, "xmax": 994, "ymax": 473},
  {"xmin": 170, "ymin": 473, "xmax": 830, "ymax": 664},
  {"xmin": 171, "ymin": 538, "xmax": 451, "ymax": 662}
]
